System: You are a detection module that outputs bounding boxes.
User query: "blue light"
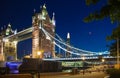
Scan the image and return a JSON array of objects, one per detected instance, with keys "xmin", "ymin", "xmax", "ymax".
[{"xmin": 6, "ymin": 61, "xmax": 22, "ymax": 74}]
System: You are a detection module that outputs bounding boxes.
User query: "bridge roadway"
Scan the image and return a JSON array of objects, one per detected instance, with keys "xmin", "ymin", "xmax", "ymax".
[{"xmin": 43, "ymin": 56, "xmax": 116, "ymax": 61}]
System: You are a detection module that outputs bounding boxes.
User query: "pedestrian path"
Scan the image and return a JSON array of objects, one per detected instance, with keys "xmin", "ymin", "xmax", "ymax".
[
  {"xmin": 0, "ymin": 71, "xmax": 109, "ymax": 78},
  {"xmin": 41, "ymin": 72, "xmax": 109, "ymax": 78}
]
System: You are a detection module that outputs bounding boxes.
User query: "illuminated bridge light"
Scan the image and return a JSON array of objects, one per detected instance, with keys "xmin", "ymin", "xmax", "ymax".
[{"xmin": 6, "ymin": 62, "xmax": 22, "ymax": 74}]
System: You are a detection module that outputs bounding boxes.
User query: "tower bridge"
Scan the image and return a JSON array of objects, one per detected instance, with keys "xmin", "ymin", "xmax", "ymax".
[{"xmin": 0, "ymin": 4, "xmax": 110, "ymax": 61}]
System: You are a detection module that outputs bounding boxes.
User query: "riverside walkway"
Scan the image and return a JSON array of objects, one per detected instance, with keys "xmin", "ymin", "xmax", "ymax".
[{"xmin": 0, "ymin": 71, "xmax": 108, "ymax": 78}]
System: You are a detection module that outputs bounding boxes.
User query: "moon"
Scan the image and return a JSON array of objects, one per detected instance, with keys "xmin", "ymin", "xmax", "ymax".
[{"xmin": 89, "ymin": 32, "xmax": 92, "ymax": 35}]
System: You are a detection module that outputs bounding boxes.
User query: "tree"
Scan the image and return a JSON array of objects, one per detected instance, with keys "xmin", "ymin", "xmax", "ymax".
[
  {"xmin": 108, "ymin": 41, "xmax": 120, "ymax": 56},
  {"xmin": 84, "ymin": 0, "xmax": 120, "ymax": 23},
  {"xmin": 84, "ymin": 0, "xmax": 120, "ymax": 68}
]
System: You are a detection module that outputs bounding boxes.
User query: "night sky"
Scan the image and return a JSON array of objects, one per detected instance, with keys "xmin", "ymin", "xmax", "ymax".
[{"xmin": 0, "ymin": 0, "xmax": 117, "ymax": 58}]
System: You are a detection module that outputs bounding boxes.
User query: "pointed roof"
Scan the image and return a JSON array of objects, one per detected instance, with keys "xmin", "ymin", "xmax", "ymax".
[
  {"xmin": 43, "ymin": 4, "xmax": 46, "ymax": 9},
  {"xmin": 52, "ymin": 12, "xmax": 55, "ymax": 20},
  {"xmin": 5, "ymin": 23, "xmax": 13, "ymax": 36},
  {"xmin": 52, "ymin": 12, "xmax": 56, "ymax": 26},
  {"xmin": 0, "ymin": 25, "xmax": 7, "ymax": 36},
  {"xmin": 40, "ymin": 4, "xmax": 52, "ymax": 23},
  {"xmin": 8, "ymin": 23, "xmax": 11, "ymax": 27},
  {"xmin": 41, "ymin": 4, "xmax": 48, "ymax": 16},
  {"xmin": 67, "ymin": 32, "xmax": 70, "ymax": 39}
]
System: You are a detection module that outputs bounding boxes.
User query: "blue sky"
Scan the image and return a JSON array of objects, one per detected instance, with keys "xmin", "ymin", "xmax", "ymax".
[{"xmin": 0, "ymin": 0, "xmax": 117, "ymax": 58}]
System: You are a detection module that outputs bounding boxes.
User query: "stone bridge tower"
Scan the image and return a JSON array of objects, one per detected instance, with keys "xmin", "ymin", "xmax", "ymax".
[
  {"xmin": 32, "ymin": 4, "xmax": 56, "ymax": 58},
  {"xmin": 0, "ymin": 24, "xmax": 17, "ymax": 61}
]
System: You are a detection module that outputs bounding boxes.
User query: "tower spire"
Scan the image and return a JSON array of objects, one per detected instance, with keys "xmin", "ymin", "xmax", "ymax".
[
  {"xmin": 52, "ymin": 12, "xmax": 56, "ymax": 26},
  {"xmin": 8, "ymin": 23, "xmax": 11, "ymax": 27},
  {"xmin": 67, "ymin": 32, "xmax": 70, "ymax": 39},
  {"xmin": 41, "ymin": 3, "xmax": 48, "ymax": 20},
  {"xmin": 33, "ymin": 9, "xmax": 36, "ymax": 13},
  {"xmin": 43, "ymin": 4, "xmax": 46, "ymax": 9},
  {"xmin": 5, "ymin": 23, "xmax": 13, "ymax": 35},
  {"xmin": 40, "ymin": 5, "xmax": 42, "ymax": 9},
  {"xmin": 66, "ymin": 32, "xmax": 71, "ymax": 57}
]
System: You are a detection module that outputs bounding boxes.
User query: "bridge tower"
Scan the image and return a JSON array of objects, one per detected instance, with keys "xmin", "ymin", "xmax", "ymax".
[
  {"xmin": 0, "ymin": 24, "xmax": 17, "ymax": 61},
  {"xmin": 32, "ymin": 4, "xmax": 55, "ymax": 58},
  {"xmin": 66, "ymin": 32, "xmax": 71, "ymax": 57}
]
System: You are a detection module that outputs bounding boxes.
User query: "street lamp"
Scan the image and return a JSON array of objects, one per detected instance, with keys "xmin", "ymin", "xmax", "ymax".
[
  {"xmin": 102, "ymin": 58, "xmax": 105, "ymax": 66},
  {"xmin": 117, "ymin": 38, "xmax": 120, "ymax": 69},
  {"xmin": 82, "ymin": 56, "xmax": 85, "ymax": 61},
  {"xmin": 37, "ymin": 51, "xmax": 42, "ymax": 78},
  {"xmin": 82, "ymin": 56, "xmax": 85, "ymax": 75},
  {"xmin": 37, "ymin": 51, "xmax": 41, "ymax": 58},
  {"xmin": 102, "ymin": 59, "xmax": 105, "ymax": 63}
]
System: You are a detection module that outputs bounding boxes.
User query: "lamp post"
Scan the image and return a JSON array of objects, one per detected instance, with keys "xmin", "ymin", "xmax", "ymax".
[
  {"xmin": 102, "ymin": 59, "xmax": 105, "ymax": 63},
  {"xmin": 101, "ymin": 58, "xmax": 105, "ymax": 72},
  {"xmin": 117, "ymin": 38, "xmax": 119, "ymax": 69},
  {"xmin": 102, "ymin": 58, "xmax": 105, "ymax": 66},
  {"xmin": 82, "ymin": 56, "xmax": 85, "ymax": 75},
  {"xmin": 82, "ymin": 56, "xmax": 85, "ymax": 61},
  {"xmin": 37, "ymin": 51, "xmax": 42, "ymax": 78}
]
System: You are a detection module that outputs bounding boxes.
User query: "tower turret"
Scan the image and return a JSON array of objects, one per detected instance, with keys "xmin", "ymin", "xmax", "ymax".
[
  {"xmin": 41, "ymin": 4, "xmax": 48, "ymax": 20},
  {"xmin": 5, "ymin": 23, "xmax": 13, "ymax": 36},
  {"xmin": 67, "ymin": 32, "xmax": 70, "ymax": 39},
  {"xmin": 0, "ymin": 26, "xmax": 7, "ymax": 36},
  {"xmin": 52, "ymin": 12, "xmax": 56, "ymax": 26}
]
